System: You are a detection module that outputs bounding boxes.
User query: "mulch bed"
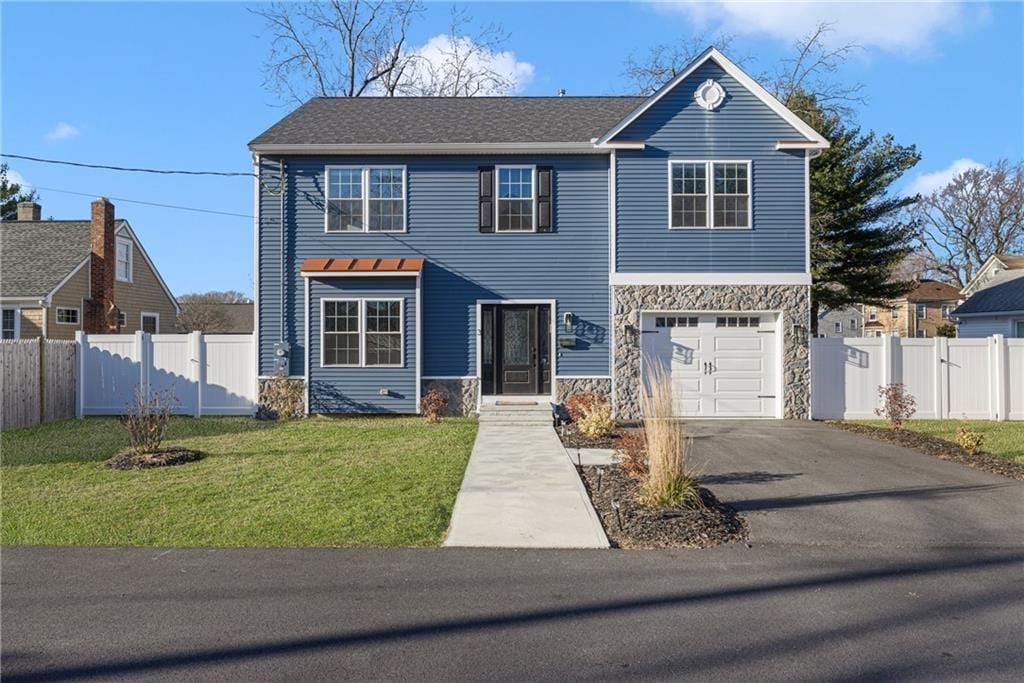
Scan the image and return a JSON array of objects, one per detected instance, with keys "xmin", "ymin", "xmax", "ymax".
[
  {"xmin": 556, "ymin": 424, "xmax": 618, "ymax": 449},
  {"xmin": 828, "ymin": 422, "xmax": 1024, "ymax": 482},
  {"xmin": 105, "ymin": 448, "xmax": 204, "ymax": 470},
  {"xmin": 579, "ymin": 465, "xmax": 748, "ymax": 549}
]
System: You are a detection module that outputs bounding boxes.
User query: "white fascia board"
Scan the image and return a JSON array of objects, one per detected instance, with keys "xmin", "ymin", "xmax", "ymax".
[
  {"xmin": 249, "ymin": 142, "xmax": 611, "ymax": 155},
  {"xmin": 596, "ymin": 47, "xmax": 830, "ymax": 149},
  {"xmin": 300, "ymin": 271, "xmax": 422, "ymax": 278},
  {"xmin": 776, "ymin": 141, "xmax": 827, "ymax": 150},
  {"xmin": 610, "ymin": 272, "xmax": 812, "ymax": 286}
]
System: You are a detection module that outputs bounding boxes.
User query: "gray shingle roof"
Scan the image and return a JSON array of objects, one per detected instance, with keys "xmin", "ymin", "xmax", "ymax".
[
  {"xmin": 0, "ymin": 219, "xmax": 127, "ymax": 298},
  {"xmin": 953, "ymin": 271, "xmax": 1024, "ymax": 316},
  {"xmin": 249, "ymin": 96, "xmax": 646, "ymax": 147}
]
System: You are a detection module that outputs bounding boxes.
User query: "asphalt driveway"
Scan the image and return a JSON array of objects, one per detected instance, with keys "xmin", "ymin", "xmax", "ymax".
[
  {"xmin": 686, "ymin": 420, "xmax": 1024, "ymax": 549},
  {"xmin": 2, "ymin": 421, "xmax": 1022, "ymax": 681}
]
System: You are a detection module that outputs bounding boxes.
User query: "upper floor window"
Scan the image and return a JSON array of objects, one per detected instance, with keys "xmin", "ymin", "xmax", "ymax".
[
  {"xmin": 834, "ymin": 321, "xmax": 843, "ymax": 333},
  {"xmin": 116, "ymin": 238, "xmax": 133, "ymax": 282},
  {"xmin": 868, "ymin": 307, "xmax": 878, "ymax": 321},
  {"xmin": 891, "ymin": 307, "xmax": 899, "ymax": 320},
  {"xmin": 496, "ymin": 166, "xmax": 534, "ymax": 232},
  {"xmin": 941, "ymin": 304, "xmax": 952, "ymax": 319},
  {"xmin": 326, "ymin": 166, "xmax": 406, "ymax": 233},
  {"xmin": 916, "ymin": 303, "xmax": 927, "ymax": 319},
  {"xmin": 670, "ymin": 160, "xmax": 751, "ymax": 229}
]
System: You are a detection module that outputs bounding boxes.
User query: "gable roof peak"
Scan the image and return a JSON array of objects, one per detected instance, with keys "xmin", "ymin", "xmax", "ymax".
[{"xmin": 595, "ymin": 46, "xmax": 829, "ymax": 149}]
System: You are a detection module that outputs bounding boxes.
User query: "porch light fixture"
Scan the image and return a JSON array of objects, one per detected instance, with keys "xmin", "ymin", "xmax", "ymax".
[
  {"xmin": 792, "ymin": 324, "xmax": 808, "ymax": 345},
  {"xmin": 563, "ymin": 311, "xmax": 574, "ymax": 333},
  {"xmin": 624, "ymin": 323, "xmax": 639, "ymax": 342}
]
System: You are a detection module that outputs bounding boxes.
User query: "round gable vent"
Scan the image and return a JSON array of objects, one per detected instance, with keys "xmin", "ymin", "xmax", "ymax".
[{"xmin": 695, "ymin": 79, "xmax": 726, "ymax": 111}]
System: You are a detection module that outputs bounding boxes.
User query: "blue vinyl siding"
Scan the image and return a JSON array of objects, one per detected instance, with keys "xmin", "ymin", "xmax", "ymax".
[
  {"xmin": 258, "ymin": 154, "xmax": 609, "ymax": 380},
  {"xmin": 308, "ymin": 277, "xmax": 417, "ymax": 413},
  {"xmin": 957, "ymin": 316, "xmax": 1018, "ymax": 338},
  {"xmin": 615, "ymin": 61, "xmax": 807, "ymax": 273}
]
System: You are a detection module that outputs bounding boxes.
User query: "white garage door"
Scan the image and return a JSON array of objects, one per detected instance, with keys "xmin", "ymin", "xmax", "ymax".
[{"xmin": 640, "ymin": 313, "xmax": 778, "ymax": 418}]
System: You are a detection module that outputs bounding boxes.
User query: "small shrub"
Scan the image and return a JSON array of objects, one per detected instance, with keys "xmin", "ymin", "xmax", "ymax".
[
  {"xmin": 638, "ymin": 365, "xmax": 701, "ymax": 509},
  {"xmin": 577, "ymin": 400, "xmax": 615, "ymax": 439},
  {"xmin": 616, "ymin": 430, "xmax": 648, "ymax": 478},
  {"xmin": 875, "ymin": 383, "xmax": 916, "ymax": 431},
  {"xmin": 955, "ymin": 421, "xmax": 985, "ymax": 455},
  {"xmin": 566, "ymin": 392, "xmax": 602, "ymax": 422},
  {"xmin": 935, "ymin": 323, "xmax": 957, "ymax": 338},
  {"xmin": 420, "ymin": 389, "xmax": 449, "ymax": 423},
  {"xmin": 121, "ymin": 387, "xmax": 177, "ymax": 455},
  {"xmin": 259, "ymin": 373, "xmax": 305, "ymax": 420}
]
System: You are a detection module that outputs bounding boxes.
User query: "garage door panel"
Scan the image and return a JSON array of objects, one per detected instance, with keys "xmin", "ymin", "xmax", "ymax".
[
  {"xmin": 671, "ymin": 377, "xmax": 702, "ymax": 394},
  {"xmin": 715, "ymin": 377, "xmax": 764, "ymax": 393},
  {"xmin": 714, "ymin": 397, "xmax": 766, "ymax": 415},
  {"xmin": 714, "ymin": 336, "xmax": 764, "ymax": 352},
  {"xmin": 714, "ymin": 357, "xmax": 763, "ymax": 372},
  {"xmin": 674, "ymin": 398, "xmax": 702, "ymax": 416}
]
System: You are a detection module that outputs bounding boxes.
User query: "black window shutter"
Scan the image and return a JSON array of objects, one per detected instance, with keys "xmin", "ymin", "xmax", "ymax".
[
  {"xmin": 479, "ymin": 166, "xmax": 494, "ymax": 233},
  {"xmin": 537, "ymin": 166, "xmax": 553, "ymax": 232}
]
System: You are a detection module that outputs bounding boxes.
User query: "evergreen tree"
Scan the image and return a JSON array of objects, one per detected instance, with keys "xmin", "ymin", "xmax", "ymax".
[
  {"xmin": 0, "ymin": 164, "xmax": 38, "ymax": 220},
  {"xmin": 790, "ymin": 91, "xmax": 922, "ymax": 334}
]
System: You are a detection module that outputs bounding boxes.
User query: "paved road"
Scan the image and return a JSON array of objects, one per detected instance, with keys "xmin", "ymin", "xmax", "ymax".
[{"xmin": 3, "ymin": 421, "xmax": 1023, "ymax": 681}]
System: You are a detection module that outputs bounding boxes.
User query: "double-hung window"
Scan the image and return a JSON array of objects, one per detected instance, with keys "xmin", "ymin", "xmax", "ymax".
[
  {"xmin": 1, "ymin": 308, "xmax": 18, "ymax": 339},
  {"xmin": 669, "ymin": 160, "xmax": 751, "ymax": 229},
  {"xmin": 116, "ymin": 238, "xmax": 133, "ymax": 282},
  {"xmin": 916, "ymin": 303, "xmax": 927, "ymax": 319},
  {"xmin": 496, "ymin": 166, "xmax": 534, "ymax": 232},
  {"xmin": 326, "ymin": 166, "xmax": 406, "ymax": 233},
  {"xmin": 322, "ymin": 299, "xmax": 403, "ymax": 368}
]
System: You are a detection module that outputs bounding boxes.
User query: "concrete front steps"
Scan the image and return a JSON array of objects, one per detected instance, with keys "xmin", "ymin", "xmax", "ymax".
[{"xmin": 478, "ymin": 401, "xmax": 553, "ymax": 425}]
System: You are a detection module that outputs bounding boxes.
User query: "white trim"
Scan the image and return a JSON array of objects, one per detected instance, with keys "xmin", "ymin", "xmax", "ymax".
[
  {"xmin": 253, "ymin": 153, "xmax": 262, "ymax": 404},
  {"xmin": 115, "ymin": 237, "xmax": 134, "ymax": 283},
  {"xmin": 415, "ymin": 273, "xmax": 422, "ymax": 413},
  {"xmin": 55, "ymin": 306, "xmax": 81, "ymax": 326},
  {"xmin": 300, "ymin": 270, "xmax": 421, "ymax": 278},
  {"xmin": 474, "ymin": 299, "xmax": 558, "ymax": 408},
  {"xmin": 596, "ymin": 47, "xmax": 829, "ymax": 148},
  {"xmin": 140, "ymin": 311, "xmax": 160, "ymax": 333},
  {"xmin": 609, "ymin": 149, "xmax": 617, "ymax": 274},
  {"xmin": 776, "ymin": 141, "xmax": 824, "ymax": 150},
  {"xmin": 494, "ymin": 164, "xmax": 537, "ymax": 233},
  {"xmin": 804, "ymin": 151, "xmax": 811, "ymax": 273},
  {"xmin": 303, "ymin": 276, "xmax": 310, "ymax": 415},
  {"xmin": 43, "ymin": 256, "xmax": 90, "ymax": 304},
  {"xmin": 251, "ymin": 142, "xmax": 610, "ymax": 155},
  {"xmin": 1, "ymin": 304, "xmax": 21, "ymax": 340},
  {"xmin": 324, "ymin": 165, "xmax": 408, "ymax": 234},
  {"xmin": 610, "ymin": 272, "xmax": 811, "ymax": 286},
  {"xmin": 422, "ymin": 375, "xmax": 476, "ymax": 380},
  {"xmin": 0, "ymin": 296, "xmax": 47, "ymax": 303},
  {"xmin": 668, "ymin": 160, "xmax": 752, "ymax": 230},
  {"xmin": 116, "ymin": 221, "xmax": 181, "ymax": 314},
  {"xmin": 319, "ymin": 297, "xmax": 405, "ymax": 369}
]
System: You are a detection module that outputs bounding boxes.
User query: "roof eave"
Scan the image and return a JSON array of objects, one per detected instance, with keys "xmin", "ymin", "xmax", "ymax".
[{"xmin": 248, "ymin": 142, "xmax": 612, "ymax": 155}]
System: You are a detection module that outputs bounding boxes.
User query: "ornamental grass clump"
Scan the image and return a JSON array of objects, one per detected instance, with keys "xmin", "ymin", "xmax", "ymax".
[
  {"xmin": 638, "ymin": 365, "xmax": 701, "ymax": 509},
  {"xmin": 576, "ymin": 399, "xmax": 615, "ymax": 440},
  {"xmin": 955, "ymin": 420, "xmax": 985, "ymax": 455}
]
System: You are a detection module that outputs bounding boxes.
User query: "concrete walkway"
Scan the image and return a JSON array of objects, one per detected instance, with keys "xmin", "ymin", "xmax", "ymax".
[{"xmin": 444, "ymin": 404, "xmax": 608, "ymax": 548}]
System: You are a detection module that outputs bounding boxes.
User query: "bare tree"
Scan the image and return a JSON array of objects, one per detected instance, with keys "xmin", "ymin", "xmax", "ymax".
[
  {"xmin": 914, "ymin": 160, "xmax": 1024, "ymax": 288},
  {"xmin": 176, "ymin": 291, "xmax": 251, "ymax": 333},
  {"xmin": 623, "ymin": 31, "xmax": 738, "ymax": 95},
  {"xmin": 252, "ymin": 0, "xmax": 422, "ymax": 103},
  {"xmin": 763, "ymin": 23, "xmax": 866, "ymax": 119},
  {"xmin": 390, "ymin": 8, "xmax": 520, "ymax": 97}
]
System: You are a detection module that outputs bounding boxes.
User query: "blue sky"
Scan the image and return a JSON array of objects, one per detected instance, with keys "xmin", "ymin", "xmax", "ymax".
[{"xmin": 3, "ymin": 1, "xmax": 1022, "ymax": 297}]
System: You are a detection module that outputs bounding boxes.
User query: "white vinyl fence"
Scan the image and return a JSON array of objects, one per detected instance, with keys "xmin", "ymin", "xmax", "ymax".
[
  {"xmin": 77, "ymin": 332, "xmax": 256, "ymax": 416},
  {"xmin": 811, "ymin": 335, "xmax": 1023, "ymax": 421}
]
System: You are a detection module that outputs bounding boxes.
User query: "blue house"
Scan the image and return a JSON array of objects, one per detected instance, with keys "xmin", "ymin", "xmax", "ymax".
[
  {"xmin": 953, "ymin": 254, "xmax": 1024, "ymax": 338},
  {"xmin": 249, "ymin": 48, "xmax": 827, "ymax": 420}
]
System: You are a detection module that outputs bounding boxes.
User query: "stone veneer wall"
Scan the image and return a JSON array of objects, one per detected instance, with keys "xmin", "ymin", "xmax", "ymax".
[
  {"xmin": 612, "ymin": 284, "xmax": 811, "ymax": 421},
  {"xmin": 555, "ymin": 377, "xmax": 612, "ymax": 404},
  {"xmin": 422, "ymin": 378, "xmax": 479, "ymax": 417}
]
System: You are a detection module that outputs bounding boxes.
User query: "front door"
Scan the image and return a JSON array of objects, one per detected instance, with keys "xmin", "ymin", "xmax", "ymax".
[{"xmin": 481, "ymin": 304, "xmax": 551, "ymax": 396}]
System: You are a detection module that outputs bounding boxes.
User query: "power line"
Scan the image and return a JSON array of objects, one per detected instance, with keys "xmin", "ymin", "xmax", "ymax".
[
  {"xmin": 2, "ymin": 153, "xmax": 254, "ymax": 177},
  {"xmin": 23, "ymin": 184, "xmax": 253, "ymax": 220}
]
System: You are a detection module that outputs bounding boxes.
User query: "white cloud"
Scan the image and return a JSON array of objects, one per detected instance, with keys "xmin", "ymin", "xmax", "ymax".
[
  {"xmin": 905, "ymin": 158, "xmax": 987, "ymax": 196},
  {"xmin": 6, "ymin": 169, "xmax": 28, "ymax": 187},
  {"xmin": 658, "ymin": 1, "xmax": 970, "ymax": 53},
  {"xmin": 405, "ymin": 34, "xmax": 534, "ymax": 95},
  {"xmin": 45, "ymin": 122, "xmax": 80, "ymax": 142}
]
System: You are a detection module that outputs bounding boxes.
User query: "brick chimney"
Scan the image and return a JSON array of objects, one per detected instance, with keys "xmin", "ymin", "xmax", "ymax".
[
  {"xmin": 84, "ymin": 197, "xmax": 119, "ymax": 333},
  {"xmin": 17, "ymin": 201, "xmax": 41, "ymax": 221}
]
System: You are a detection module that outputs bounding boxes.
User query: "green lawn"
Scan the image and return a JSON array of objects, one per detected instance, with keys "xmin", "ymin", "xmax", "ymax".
[
  {"xmin": 850, "ymin": 420, "xmax": 1024, "ymax": 464},
  {"xmin": 1, "ymin": 416, "xmax": 477, "ymax": 547}
]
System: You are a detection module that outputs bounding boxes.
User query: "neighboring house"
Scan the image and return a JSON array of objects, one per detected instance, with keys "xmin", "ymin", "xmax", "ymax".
[
  {"xmin": 861, "ymin": 279, "xmax": 961, "ymax": 338},
  {"xmin": 817, "ymin": 306, "xmax": 863, "ymax": 338},
  {"xmin": 0, "ymin": 199, "xmax": 179, "ymax": 340},
  {"xmin": 249, "ymin": 47, "xmax": 828, "ymax": 420},
  {"xmin": 953, "ymin": 254, "xmax": 1024, "ymax": 338}
]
